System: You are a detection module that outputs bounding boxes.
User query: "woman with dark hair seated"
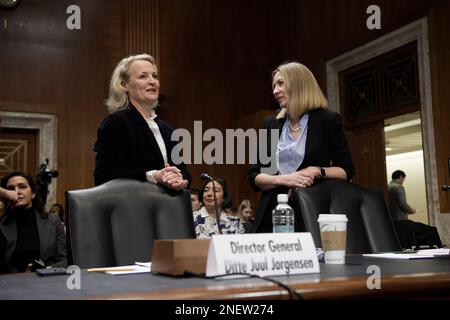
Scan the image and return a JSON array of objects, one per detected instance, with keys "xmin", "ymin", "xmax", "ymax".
[
  {"xmin": 193, "ymin": 178, "xmax": 245, "ymax": 238},
  {"xmin": 0, "ymin": 172, "xmax": 67, "ymax": 273}
]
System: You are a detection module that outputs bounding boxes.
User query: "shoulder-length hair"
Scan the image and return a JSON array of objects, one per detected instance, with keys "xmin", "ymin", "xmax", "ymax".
[
  {"xmin": 199, "ymin": 178, "xmax": 233, "ymax": 210},
  {"xmin": 237, "ymin": 199, "xmax": 252, "ymax": 215},
  {"xmin": 0, "ymin": 171, "xmax": 46, "ymax": 221},
  {"xmin": 106, "ymin": 53, "xmax": 158, "ymax": 113},
  {"xmin": 272, "ymin": 62, "xmax": 328, "ymax": 120}
]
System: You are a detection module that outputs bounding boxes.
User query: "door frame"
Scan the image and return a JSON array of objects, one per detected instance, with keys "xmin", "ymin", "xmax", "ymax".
[
  {"xmin": 0, "ymin": 110, "xmax": 57, "ymax": 210},
  {"xmin": 326, "ymin": 18, "xmax": 440, "ymax": 225}
]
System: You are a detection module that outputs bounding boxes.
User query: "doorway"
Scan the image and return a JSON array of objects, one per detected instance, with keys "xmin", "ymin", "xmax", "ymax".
[
  {"xmin": 0, "ymin": 127, "xmax": 39, "ymax": 217},
  {"xmin": 0, "ymin": 111, "xmax": 58, "ymax": 211},
  {"xmin": 384, "ymin": 111, "xmax": 429, "ymax": 224}
]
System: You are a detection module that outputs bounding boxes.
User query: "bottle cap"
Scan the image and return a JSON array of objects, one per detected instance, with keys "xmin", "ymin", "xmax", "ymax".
[{"xmin": 277, "ymin": 194, "xmax": 288, "ymax": 203}]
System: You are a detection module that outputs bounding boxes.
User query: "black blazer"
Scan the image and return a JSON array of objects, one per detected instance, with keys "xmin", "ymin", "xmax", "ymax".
[
  {"xmin": 94, "ymin": 105, "xmax": 191, "ymax": 186},
  {"xmin": 0, "ymin": 210, "xmax": 67, "ymax": 273},
  {"xmin": 248, "ymin": 108, "xmax": 354, "ymax": 232}
]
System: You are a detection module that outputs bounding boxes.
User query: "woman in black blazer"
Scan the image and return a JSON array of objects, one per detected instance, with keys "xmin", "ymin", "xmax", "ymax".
[
  {"xmin": 248, "ymin": 62, "xmax": 354, "ymax": 233},
  {"xmin": 0, "ymin": 172, "xmax": 67, "ymax": 273},
  {"xmin": 94, "ymin": 53, "xmax": 191, "ymax": 189}
]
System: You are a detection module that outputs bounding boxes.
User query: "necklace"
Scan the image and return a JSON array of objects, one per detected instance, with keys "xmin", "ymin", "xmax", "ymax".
[{"xmin": 288, "ymin": 122, "xmax": 301, "ymax": 132}]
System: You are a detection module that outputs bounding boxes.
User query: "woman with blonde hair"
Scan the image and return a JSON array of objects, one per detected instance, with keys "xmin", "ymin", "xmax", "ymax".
[
  {"xmin": 237, "ymin": 199, "xmax": 254, "ymax": 233},
  {"xmin": 94, "ymin": 53, "xmax": 191, "ymax": 189},
  {"xmin": 248, "ymin": 62, "xmax": 354, "ymax": 233}
]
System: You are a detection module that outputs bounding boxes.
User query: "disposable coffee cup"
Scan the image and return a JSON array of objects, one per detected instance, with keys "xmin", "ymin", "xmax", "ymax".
[{"xmin": 317, "ymin": 214, "xmax": 348, "ymax": 264}]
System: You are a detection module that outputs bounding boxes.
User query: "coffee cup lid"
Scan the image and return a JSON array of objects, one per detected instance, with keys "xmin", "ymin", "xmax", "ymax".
[{"xmin": 317, "ymin": 214, "xmax": 348, "ymax": 222}]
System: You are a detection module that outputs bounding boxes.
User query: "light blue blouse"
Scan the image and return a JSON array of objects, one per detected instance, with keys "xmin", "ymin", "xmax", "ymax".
[{"xmin": 276, "ymin": 113, "xmax": 309, "ymax": 174}]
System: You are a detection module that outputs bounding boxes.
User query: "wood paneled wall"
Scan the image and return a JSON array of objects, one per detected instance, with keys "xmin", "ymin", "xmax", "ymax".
[
  {"xmin": 285, "ymin": 0, "xmax": 450, "ymax": 215},
  {"xmin": 156, "ymin": 0, "xmax": 284, "ymax": 207},
  {"xmin": 1, "ymin": 0, "xmax": 449, "ymax": 217},
  {"xmin": 429, "ymin": 1, "xmax": 450, "ymax": 212},
  {"xmin": 285, "ymin": 0, "xmax": 435, "ymax": 88},
  {"xmin": 0, "ymin": 0, "xmax": 105, "ymax": 206},
  {"xmin": 121, "ymin": 0, "xmax": 159, "ymax": 59}
]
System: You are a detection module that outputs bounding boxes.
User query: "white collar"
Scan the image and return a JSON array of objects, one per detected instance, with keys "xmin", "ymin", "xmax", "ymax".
[
  {"xmin": 198, "ymin": 206, "xmax": 229, "ymax": 222},
  {"xmin": 150, "ymin": 109, "xmax": 158, "ymax": 120},
  {"xmin": 145, "ymin": 109, "xmax": 158, "ymax": 121}
]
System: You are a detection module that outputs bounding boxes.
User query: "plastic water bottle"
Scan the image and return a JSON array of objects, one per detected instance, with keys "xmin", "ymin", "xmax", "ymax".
[{"xmin": 272, "ymin": 194, "xmax": 295, "ymax": 233}]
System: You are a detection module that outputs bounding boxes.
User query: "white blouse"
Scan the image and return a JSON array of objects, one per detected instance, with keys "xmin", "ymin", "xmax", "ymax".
[{"xmin": 193, "ymin": 207, "xmax": 245, "ymax": 239}]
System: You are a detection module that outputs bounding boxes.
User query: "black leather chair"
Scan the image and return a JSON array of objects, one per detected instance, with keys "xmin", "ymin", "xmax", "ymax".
[
  {"xmin": 65, "ymin": 179, "xmax": 195, "ymax": 268},
  {"xmin": 290, "ymin": 179, "xmax": 401, "ymax": 254}
]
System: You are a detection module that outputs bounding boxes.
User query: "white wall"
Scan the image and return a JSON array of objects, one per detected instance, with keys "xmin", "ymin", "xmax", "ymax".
[{"xmin": 386, "ymin": 150, "xmax": 429, "ymax": 224}]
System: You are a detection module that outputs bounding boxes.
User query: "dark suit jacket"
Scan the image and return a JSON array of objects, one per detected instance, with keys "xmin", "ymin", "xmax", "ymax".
[
  {"xmin": 248, "ymin": 108, "xmax": 354, "ymax": 232},
  {"xmin": 94, "ymin": 105, "xmax": 191, "ymax": 186},
  {"xmin": 388, "ymin": 181, "xmax": 414, "ymax": 221},
  {"xmin": 0, "ymin": 210, "xmax": 67, "ymax": 273}
]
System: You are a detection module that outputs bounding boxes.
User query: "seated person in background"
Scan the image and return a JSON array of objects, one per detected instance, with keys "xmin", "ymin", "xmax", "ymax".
[
  {"xmin": 193, "ymin": 178, "xmax": 245, "ymax": 238},
  {"xmin": 237, "ymin": 199, "xmax": 255, "ymax": 233},
  {"xmin": 224, "ymin": 204, "xmax": 238, "ymax": 216},
  {"xmin": 388, "ymin": 170, "xmax": 442, "ymax": 249},
  {"xmin": 49, "ymin": 203, "xmax": 65, "ymax": 225},
  {"xmin": 189, "ymin": 188, "xmax": 202, "ymax": 212},
  {"xmin": 388, "ymin": 170, "xmax": 415, "ymax": 221},
  {"xmin": 93, "ymin": 53, "xmax": 191, "ymax": 189},
  {"xmin": 0, "ymin": 172, "xmax": 67, "ymax": 273}
]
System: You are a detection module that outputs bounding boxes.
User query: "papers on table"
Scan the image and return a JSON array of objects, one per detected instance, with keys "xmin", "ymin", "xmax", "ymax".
[
  {"xmin": 363, "ymin": 253, "xmax": 432, "ymax": 259},
  {"xmin": 415, "ymin": 248, "xmax": 450, "ymax": 256},
  {"xmin": 87, "ymin": 262, "xmax": 152, "ymax": 275},
  {"xmin": 135, "ymin": 261, "xmax": 152, "ymax": 268},
  {"xmin": 363, "ymin": 248, "xmax": 450, "ymax": 260}
]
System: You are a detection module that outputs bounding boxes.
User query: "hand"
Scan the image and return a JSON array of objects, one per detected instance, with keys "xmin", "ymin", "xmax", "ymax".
[
  {"xmin": 166, "ymin": 179, "xmax": 189, "ymax": 191},
  {"xmin": 2, "ymin": 190, "xmax": 18, "ymax": 202},
  {"xmin": 299, "ymin": 166, "xmax": 322, "ymax": 179},
  {"xmin": 155, "ymin": 165, "xmax": 187, "ymax": 190},
  {"xmin": 26, "ymin": 263, "xmax": 33, "ymax": 273},
  {"xmin": 280, "ymin": 171, "xmax": 314, "ymax": 188}
]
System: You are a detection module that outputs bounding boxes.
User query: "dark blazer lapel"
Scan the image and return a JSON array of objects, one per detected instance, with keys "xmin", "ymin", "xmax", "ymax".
[
  {"xmin": 0, "ymin": 219, "xmax": 17, "ymax": 262},
  {"xmin": 297, "ymin": 111, "xmax": 319, "ymax": 171},
  {"xmin": 264, "ymin": 117, "xmax": 284, "ymax": 159},
  {"xmin": 130, "ymin": 105, "xmax": 165, "ymax": 166},
  {"xmin": 36, "ymin": 212, "xmax": 51, "ymax": 259},
  {"xmin": 155, "ymin": 119, "xmax": 172, "ymax": 153},
  {"xmin": 301, "ymin": 112, "xmax": 314, "ymax": 170},
  {"xmin": 269, "ymin": 117, "xmax": 285, "ymax": 133}
]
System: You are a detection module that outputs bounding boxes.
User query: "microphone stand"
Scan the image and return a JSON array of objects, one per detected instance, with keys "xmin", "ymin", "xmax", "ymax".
[{"xmin": 211, "ymin": 179, "xmax": 223, "ymax": 235}]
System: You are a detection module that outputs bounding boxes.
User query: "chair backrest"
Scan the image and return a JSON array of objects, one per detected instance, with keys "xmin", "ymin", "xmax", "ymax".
[
  {"xmin": 290, "ymin": 179, "xmax": 401, "ymax": 254},
  {"xmin": 65, "ymin": 179, "xmax": 195, "ymax": 268}
]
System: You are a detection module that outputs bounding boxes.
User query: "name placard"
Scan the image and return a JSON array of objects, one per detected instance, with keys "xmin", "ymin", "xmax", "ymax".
[{"xmin": 206, "ymin": 232, "xmax": 320, "ymax": 277}]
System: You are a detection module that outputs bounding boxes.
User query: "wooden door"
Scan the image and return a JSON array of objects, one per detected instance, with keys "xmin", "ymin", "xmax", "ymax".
[{"xmin": 346, "ymin": 122, "xmax": 388, "ymax": 195}]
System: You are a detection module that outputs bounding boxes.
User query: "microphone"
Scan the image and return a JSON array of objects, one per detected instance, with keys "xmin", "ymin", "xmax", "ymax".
[
  {"xmin": 199, "ymin": 173, "xmax": 222, "ymax": 235},
  {"xmin": 200, "ymin": 173, "xmax": 213, "ymax": 181}
]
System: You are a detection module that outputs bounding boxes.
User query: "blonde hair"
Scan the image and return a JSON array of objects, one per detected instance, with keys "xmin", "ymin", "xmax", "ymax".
[
  {"xmin": 106, "ymin": 53, "xmax": 157, "ymax": 113},
  {"xmin": 237, "ymin": 199, "xmax": 253, "ymax": 222},
  {"xmin": 272, "ymin": 62, "xmax": 327, "ymax": 120}
]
